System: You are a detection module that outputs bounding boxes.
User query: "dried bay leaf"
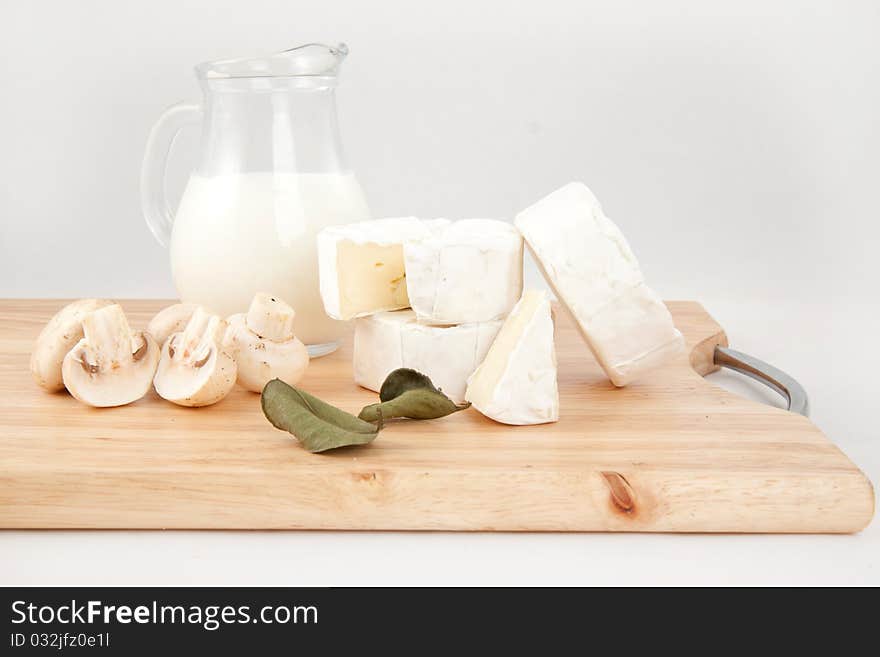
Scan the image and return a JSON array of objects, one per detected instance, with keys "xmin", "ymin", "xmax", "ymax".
[
  {"xmin": 358, "ymin": 368, "xmax": 470, "ymax": 422},
  {"xmin": 261, "ymin": 379, "xmax": 379, "ymax": 453},
  {"xmin": 378, "ymin": 368, "xmax": 438, "ymax": 402}
]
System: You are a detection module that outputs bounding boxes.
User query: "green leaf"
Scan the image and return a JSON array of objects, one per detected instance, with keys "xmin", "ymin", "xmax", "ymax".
[
  {"xmin": 261, "ymin": 379, "xmax": 379, "ymax": 453},
  {"xmin": 378, "ymin": 368, "xmax": 439, "ymax": 402},
  {"xmin": 358, "ymin": 368, "xmax": 470, "ymax": 422}
]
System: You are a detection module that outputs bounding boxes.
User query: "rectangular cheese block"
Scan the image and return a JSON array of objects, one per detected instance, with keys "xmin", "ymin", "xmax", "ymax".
[
  {"xmin": 403, "ymin": 218, "xmax": 524, "ymax": 325},
  {"xmin": 353, "ymin": 310, "xmax": 502, "ymax": 403},
  {"xmin": 465, "ymin": 290, "xmax": 559, "ymax": 425},
  {"xmin": 318, "ymin": 218, "xmax": 449, "ymax": 320},
  {"xmin": 514, "ymin": 182, "xmax": 683, "ymax": 386}
]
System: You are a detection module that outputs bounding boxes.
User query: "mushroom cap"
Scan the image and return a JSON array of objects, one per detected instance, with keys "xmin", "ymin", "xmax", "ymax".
[
  {"xmin": 224, "ymin": 313, "xmax": 309, "ymax": 392},
  {"xmin": 30, "ymin": 298, "xmax": 115, "ymax": 392},
  {"xmin": 146, "ymin": 303, "xmax": 201, "ymax": 348},
  {"xmin": 153, "ymin": 309, "xmax": 237, "ymax": 407},
  {"xmin": 61, "ymin": 331, "xmax": 159, "ymax": 407}
]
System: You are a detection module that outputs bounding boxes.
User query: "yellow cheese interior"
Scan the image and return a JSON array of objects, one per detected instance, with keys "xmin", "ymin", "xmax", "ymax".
[
  {"xmin": 467, "ymin": 290, "xmax": 542, "ymax": 403},
  {"xmin": 336, "ymin": 240, "xmax": 410, "ymax": 318}
]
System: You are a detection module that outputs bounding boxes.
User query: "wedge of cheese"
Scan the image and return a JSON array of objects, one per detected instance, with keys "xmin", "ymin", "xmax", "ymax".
[
  {"xmin": 465, "ymin": 290, "xmax": 559, "ymax": 425},
  {"xmin": 318, "ymin": 218, "xmax": 449, "ymax": 320},
  {"xmin": 404, "ymin": 219, "xmax": 524, "ymax": 325},
  {"xmin": 515, "ymin": 182, "xmax": 683, "ymax": 386},
  {"xmin": 353, "ymin": 310, "xmax": 502, "ymax": 403}
]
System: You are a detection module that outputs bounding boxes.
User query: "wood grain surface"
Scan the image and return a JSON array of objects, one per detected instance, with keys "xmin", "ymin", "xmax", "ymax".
[{"xmin": 0, "ymin": 299, "xmax": 874, "ymax": 532}]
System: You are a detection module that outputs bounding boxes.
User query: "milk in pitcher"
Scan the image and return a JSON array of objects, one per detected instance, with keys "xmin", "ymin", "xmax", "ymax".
[{"xmin": 171, "ymin": 171, "xmax": 370, "ymax": 346}]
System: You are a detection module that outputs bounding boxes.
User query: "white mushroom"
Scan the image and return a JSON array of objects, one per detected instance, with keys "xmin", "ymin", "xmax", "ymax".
[
  {"xmin": 146, "ymin": 302, "xmax": 200, "ymax": 348},
  {"xmin": 154, "ymin": 307, "xmax": 237, "ymax": 407},
  {"xmin": 30, "ymin": 298, "xmax": 116, "ymax": 391},
  {"xmin": 61, "ymin": 304, "xmax": 160, "ymax": 407},
  {"xmin": 224, "ymin": 293, "xmax": 309, "ymax": 392}
]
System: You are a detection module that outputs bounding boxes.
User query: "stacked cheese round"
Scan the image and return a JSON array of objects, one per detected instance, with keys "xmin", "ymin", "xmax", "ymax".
[
  {"xmin": 318, "ymin": 217, "xmax": 523, "ymax": 404},
  {"xmin": 404, "ymin": 219, "xmax": 523, "ymax": 325},
  {"xmin": 353, "ymin": 310, "xmax": 502, "ymax": 403}
]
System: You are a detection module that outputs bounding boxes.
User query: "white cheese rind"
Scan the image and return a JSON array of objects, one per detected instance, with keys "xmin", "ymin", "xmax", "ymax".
[
  {"xmin": 465, "ymin": 290, "xmax": 559, "ymax": 425},
  {"xmin": 404, "ymin": 219, "xmax": 524, "ymax": 325},
  {"xmin": 317, "ymin": 218, "xmax": 449, "ymax": 320},
  {"xmin": 353, "ymin": 310, "xmax": 502, "ymax": 403},
  {"xmin": 515, "ymin": 182, "xmax": 683, "ymax": 386}
]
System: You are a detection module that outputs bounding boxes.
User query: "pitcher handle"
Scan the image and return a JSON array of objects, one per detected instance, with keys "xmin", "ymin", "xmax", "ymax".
[{"xmin": 140, "ymin": 102, "xmax": 203, "ymax": 247}]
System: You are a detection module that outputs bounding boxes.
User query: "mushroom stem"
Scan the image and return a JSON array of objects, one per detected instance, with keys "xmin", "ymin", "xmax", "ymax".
[
  {"xmin": 80, "ymin": 305, "xmax": 138, "ymax": 370},
  {"xmin": 146, "ymin": 303, "xmax": 200, "ymax": 349},
  {"xmin": 178, "ymin": 308, "xmax": 222, "ymax": 365},
  {"xmin": 245, "ymin": 293, "xmax": 296, "ymax": 342}
]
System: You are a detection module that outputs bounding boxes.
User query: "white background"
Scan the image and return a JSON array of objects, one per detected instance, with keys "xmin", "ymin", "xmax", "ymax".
[{"xmin": 1, "ymin": 0, "xmax": 877, "ymax": 585}]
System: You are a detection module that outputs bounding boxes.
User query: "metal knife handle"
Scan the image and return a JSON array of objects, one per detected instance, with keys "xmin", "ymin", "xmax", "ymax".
[{"xmin": 713, "ymin": 346, "xmax": 809, "ymax": 416}]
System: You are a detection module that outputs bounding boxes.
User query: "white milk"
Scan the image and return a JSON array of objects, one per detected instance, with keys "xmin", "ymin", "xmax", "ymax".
[{"xmin": 170, "ymin": 172, "xmax": 370, "ymax": 347}]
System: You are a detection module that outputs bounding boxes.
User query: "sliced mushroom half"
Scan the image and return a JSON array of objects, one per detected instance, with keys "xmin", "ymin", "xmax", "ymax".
[
  {"xmin": 61, "ymin": 304, "xmax": 160, "ymax": 407},
  {"xmin": 154, "ymin": 307, "xmax": 237, "ymax": 407},
  {"xmin": 224, "ymin": 293, "xmax": 309, "ymax": 392}
]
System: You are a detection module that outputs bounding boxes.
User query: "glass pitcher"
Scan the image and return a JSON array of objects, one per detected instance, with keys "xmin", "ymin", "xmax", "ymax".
[{"xmin": 141, "ymin": 43, "xmax": 370, "ymax": 356}]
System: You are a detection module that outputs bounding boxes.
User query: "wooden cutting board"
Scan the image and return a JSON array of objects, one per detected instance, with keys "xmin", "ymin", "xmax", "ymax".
[{"xmin": 0, "ymin": 299, "xmax": 873, "ymax": 532}]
